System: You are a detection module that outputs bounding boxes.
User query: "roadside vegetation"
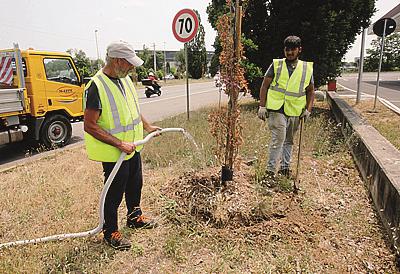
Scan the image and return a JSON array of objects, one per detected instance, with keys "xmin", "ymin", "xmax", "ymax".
[
  {"xmin": 0, "ymin": 101, "xmax": 397, "ymax": 272},
  {"xmin": 345, "ymin": 98, "xmax": 400, "ymax": 150}
]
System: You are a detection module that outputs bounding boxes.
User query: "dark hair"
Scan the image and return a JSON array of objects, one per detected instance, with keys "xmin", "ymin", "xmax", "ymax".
[{"xmin": 284, "ymin": 36, "xmax": 301, "ymax": 48}]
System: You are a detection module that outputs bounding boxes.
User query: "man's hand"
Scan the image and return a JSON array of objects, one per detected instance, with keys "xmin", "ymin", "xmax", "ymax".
[
  {"xmin": 117, "ymin": 141, "xmax": 136, "ymax": 154},
  {"xmin": 145, "ymin": 125, "xmax": 162, "ymax": 137},
  {"xmin": 257, "ymin": 106, "xmax": 268, "ymax": 121},
  {"xmin": 145, "ymin": 125, "xmax": 162, "ymax": 133},
  {"xmin": 300, "ymin": 109, "xmax": 311, "ymax": 121}
]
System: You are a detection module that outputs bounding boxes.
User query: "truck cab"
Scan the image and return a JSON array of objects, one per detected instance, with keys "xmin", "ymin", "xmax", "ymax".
[{"xmin": 0, "ymin": 44, "xmax": 85, "ymax": 147}]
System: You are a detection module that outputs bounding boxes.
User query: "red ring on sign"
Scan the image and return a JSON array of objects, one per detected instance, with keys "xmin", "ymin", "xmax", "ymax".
[{"xmin": 172, "ymin": 9, "xmax": 199, "ymax": 43}]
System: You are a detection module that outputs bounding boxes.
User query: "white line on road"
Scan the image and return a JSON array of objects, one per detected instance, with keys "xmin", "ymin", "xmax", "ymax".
[
  {"xmin": 337, "ymin": 83, "xmax": 400, "ymax": 114},
  {"xmin": 140, "ymin": 89, "xmax": 219, "ymax": 105}
]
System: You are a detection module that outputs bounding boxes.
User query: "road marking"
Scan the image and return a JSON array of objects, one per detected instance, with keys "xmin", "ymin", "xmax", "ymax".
[
  {"xmin": 337, "ymin": 83, "xmax": 358, "ymax": 93},
  {"xmin": 140, "ymin": 89, "xmax": 218, "ymax": 105},
  {"xmin": 337, "ymin": 83, "xmax": 400, "ymax": 114}
]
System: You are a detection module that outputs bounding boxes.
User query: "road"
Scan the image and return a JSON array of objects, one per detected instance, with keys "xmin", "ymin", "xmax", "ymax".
[
  {"xmin": 0, "ymin": 81, "xmax": 227, "ymax": 167},
  {"xmin": 337, "ymin": 71, "xmax": 400, "ymax": 108}
]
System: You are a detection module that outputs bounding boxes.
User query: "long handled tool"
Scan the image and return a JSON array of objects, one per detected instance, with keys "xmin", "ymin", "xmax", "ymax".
[
  {"xmin": 0, "ymin": 128, "xmax": 185, "ymax": 249},
  {"xmin": 293, "ymin": 118, "xmax": 304, "ymax": 194}
]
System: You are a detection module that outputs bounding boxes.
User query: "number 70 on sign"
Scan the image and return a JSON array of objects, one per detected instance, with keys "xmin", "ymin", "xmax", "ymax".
[{"xmin": 172, "ymin": 9, "xmax": 199, "ymax": 43}]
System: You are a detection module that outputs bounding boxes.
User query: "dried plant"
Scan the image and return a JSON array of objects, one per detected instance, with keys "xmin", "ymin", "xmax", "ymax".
[{"xmin": 208, "ymin": 0, "xmax": 248, "ymax": 179}]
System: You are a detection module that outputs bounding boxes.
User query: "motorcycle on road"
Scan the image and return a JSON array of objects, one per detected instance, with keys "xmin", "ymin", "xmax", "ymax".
[{"xmin": 141, "ymin": 79, "xmax": 162, "ymax": 98}]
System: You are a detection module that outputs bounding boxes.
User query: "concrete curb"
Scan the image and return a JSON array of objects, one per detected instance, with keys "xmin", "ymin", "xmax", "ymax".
[
  {"xmin": 0, "ymin": 141, "xmax": 84, "ymax": 173},
  {"xmin": 327, "ymin": 91, "xmax": 400, "ymax": 254}
]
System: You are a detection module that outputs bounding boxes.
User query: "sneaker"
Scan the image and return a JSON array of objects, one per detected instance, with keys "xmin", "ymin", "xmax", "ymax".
[
  {"xmin": 278, "ymin": 168, "xmax": 292, "ymax": 178},
  {"xmin": 104, "ymin": 231, "xmax": 131, "ymax": 250},
  {"xmin": 127, "ymin": 215, "xmax": 157, "ymax": 229}
]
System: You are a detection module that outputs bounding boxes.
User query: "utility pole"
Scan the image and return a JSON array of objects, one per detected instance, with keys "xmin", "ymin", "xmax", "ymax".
[
  {"xmin": 373, "ymin": 19, "xmax": 388, "ymax": 111},
  {"xmin": 153, "ymin": 43, "xmax": 156, "ymax": 73},
  {"xmin": 163, "ymin": 42, "xmax": 167, "ymax": 83},
  {"xmin": 94, "ymin": 30, "xmax": 100, "ymax": 69},
  {"xmin": 356, "ymin": 28, "xmax": 366, "ymax": 105}
]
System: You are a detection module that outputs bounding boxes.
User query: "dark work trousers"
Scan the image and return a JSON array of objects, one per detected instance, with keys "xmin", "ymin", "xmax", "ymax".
[{"xmin": 102, "ymin": 152, "xmax": 143, "ymax": 238}]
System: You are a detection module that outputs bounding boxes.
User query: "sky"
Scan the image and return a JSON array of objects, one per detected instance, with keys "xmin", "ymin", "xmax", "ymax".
[
  {"xmin": 344, "ymin": 0, "xmax": 399, "ymax": 62},
  {"xmin": 0, "ymin": 0, "xmax": 396, "ymax": 61}
]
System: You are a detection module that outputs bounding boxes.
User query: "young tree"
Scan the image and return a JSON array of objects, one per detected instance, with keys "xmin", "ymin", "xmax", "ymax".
[
  {"xmin": 364, "ymin": 33, "xmax": 400, "ymax": 72},
  {"xmin": 209, "ymin": 0, "xmax": 248, "ymax": 183},
  {"xmin": 187, "ymin": 10, "xmax": 208, "ymax": 79}
]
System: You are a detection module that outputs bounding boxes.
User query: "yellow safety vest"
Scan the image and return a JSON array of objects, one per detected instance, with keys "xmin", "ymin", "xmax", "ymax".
[
  {"xmin": 267, "ymin": 59, "xmax": 313, "ymax": 116},
  {"xmin": 84, "ymin": 70, "xmax": 143, "ymax": 162}
]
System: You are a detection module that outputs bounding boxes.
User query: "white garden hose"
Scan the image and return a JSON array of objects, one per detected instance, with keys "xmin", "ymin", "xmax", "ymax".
[{"xmin": 0, "ymin": 128, "xmax": 185, "ymax": 249}]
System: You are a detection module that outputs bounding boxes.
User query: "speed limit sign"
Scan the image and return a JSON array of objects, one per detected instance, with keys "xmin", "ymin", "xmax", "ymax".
[{"xmin": 172, "ymin": 9, "xmax": 199, "ymax": 43}]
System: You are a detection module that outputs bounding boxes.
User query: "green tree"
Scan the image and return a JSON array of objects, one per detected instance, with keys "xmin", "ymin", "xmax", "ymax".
[
  {"xmin": 137, "ymin": 47, "xmax": 164, "ymax": 72},
  {"xmin": 175, "ymin": 49, "xmax": 186, "ymax": 78},
  {"xmin": 91, "ymin": 59, "xmax": 104, "ymax": 71},
  {"xmin": 208, "ymin": 0, "xmax": 375, "ymax": 97},
  {"xmin": 364, "ymin": 33, "xmax": 400, "ymax": 72},
  {"xmin": 66, "ymin": 48, "xmax": 93, "ymax": 76},
  {"xmin": 187, "ymin": 10, "xmax": 208, "ymax": 79}
]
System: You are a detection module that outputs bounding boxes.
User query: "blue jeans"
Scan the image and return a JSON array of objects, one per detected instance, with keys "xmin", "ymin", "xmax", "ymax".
[{"xmin": 266, "ymin": 112, "xmax": 300, "ymax": 172}]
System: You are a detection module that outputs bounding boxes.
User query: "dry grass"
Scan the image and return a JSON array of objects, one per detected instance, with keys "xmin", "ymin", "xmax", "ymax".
[
  {"xmin": 0, "ymin": 100, "xmax": 398, "ymax": 272},
  {"xmin": 345, "ymin": 98, "xmax": 400, "ymax": 150}
]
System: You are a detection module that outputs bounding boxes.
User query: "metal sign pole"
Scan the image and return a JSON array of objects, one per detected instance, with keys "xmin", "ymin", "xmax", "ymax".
[
  {"xmin": 185, "ymin": 42, "xmax": 190, "ymax": 120},
  {"xmin": 356, "ymin": 28, "xmax": 366, "ymax": 105},
  {"xmin": 373, "ymin": 18, "xmax": 387, "ymax": 111}
]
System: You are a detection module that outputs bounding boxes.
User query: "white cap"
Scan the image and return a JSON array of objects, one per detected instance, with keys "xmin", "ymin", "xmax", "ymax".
[{"xmin": 106, "ymin": 40, "xmax": 144, "ymax": 67}]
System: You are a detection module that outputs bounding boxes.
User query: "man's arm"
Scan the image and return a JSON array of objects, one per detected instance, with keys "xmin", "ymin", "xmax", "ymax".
[
  {"xmin": 305, "ymin": 83, "xmax": 315, "ymax": 112},
  {"xmin": 84, "ymin": 108, "xmax": 135, "ymax": 154},
  {"xmin": 141, "ymin": 114, "xmax": 162, "ymax": 133},
  {"xmin": 259, "ymin": 76, "xmax": 273, "ymax": 107}
]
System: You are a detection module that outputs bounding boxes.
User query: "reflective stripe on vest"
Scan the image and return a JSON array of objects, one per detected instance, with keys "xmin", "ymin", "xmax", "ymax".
[
  {"xmin": 267, "ymin": 59, "xmax": 313, "ymax": 116},
  {"xmin": 84, "ymin": 71, "xmax": 143, "ymax": 162},
  {"xmin": 96, "ymin": 75, "xmax": 142, "ymax": 135}
]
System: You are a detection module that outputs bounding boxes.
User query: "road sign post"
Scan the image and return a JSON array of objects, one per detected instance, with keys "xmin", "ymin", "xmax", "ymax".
[
  {"xmin": 372, "ymin": 18, "xmax": 397, "ymax": 111},
  {"xmin": 172, "ymin": 9, "xmax": 199, "ymax": 120}
]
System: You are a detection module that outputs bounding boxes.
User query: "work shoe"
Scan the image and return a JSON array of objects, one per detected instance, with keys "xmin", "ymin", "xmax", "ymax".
[
  {"xmin": 260, "ymin": 170, "xmax": 276, "ymax": 187},
  {"xmin": 278, "ymin": 168, "xmax": 292, "ymax": 178},
  {"xmin": 104, "ymin": 231, "xmax": 131, "ymax": 250},
  {"xmin": 127, "ymin": 215, "xmax": 158, "ymax": 229}
]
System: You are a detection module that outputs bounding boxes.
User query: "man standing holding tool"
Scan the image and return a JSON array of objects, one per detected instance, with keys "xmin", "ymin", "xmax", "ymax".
[
  {"xmin": 257, "ymin": 36, "xmax": 315, "ymax": 181},
  {"xmin": 84, "ymin": 40, "xmax": 160, "ymax": 250}
]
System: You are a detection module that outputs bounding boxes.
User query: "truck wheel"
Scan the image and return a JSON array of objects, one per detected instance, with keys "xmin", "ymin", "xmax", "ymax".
[
  {"xmin": 146, "ymin": 93, "xmax": 151, "ymax": 98},
  {"xmin": 40, "ymin": 114, "xmax": 72, "ymax": 148}
]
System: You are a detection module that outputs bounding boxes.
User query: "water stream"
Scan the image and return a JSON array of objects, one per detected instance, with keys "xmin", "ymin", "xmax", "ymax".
[{"xmin": 182, "ymin": 130, "xmax": 200, "ymax": 151}]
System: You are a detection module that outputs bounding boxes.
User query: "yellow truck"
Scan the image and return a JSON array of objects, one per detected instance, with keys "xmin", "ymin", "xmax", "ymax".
[{"xmin": 0, "ymin": 44, "xmax": 84, "ymax": 147}]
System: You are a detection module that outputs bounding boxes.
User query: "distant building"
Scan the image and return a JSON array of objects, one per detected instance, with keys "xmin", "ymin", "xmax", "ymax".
[{"xmin": 136, "ymin": 50, "xmax": 214, "ymax": 70}]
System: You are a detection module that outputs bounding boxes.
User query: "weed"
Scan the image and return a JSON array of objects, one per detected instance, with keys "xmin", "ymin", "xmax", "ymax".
[{"xmin": 163, "ymin": 232, "xmax": 185, "ymax": 262}]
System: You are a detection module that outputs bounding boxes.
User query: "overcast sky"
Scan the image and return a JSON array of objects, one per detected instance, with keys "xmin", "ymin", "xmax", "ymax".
[{"xmin": 0, "ymin": 0, "xmax": 396, "ymax": 62}]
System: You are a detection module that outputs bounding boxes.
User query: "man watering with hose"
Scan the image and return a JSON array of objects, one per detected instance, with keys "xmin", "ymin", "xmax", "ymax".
[
  {"xmin": 84, "ymin": 40, "xmax": 160, "ymax": 250},
  {"xmin": 257, "ymin": 36, "xmax": 315, "ymax": 181}
]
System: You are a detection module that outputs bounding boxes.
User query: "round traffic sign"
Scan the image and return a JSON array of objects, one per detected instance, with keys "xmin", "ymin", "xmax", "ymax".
[
  {"xmin": 373, "ymin": 18, "xmax": 396, "ymax": 37},
  {"xmin": 172, "ymin": 9, "xmax": 199, "ymax": 43}
]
